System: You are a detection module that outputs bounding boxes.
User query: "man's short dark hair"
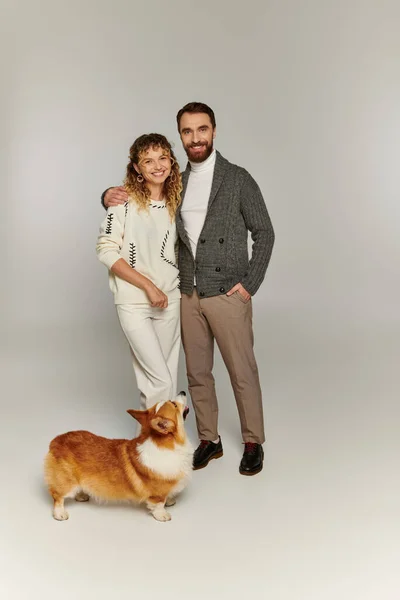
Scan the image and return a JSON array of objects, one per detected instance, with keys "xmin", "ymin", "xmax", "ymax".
[{"xmin": 176, "ymin": 102, "xmax": 216, "ymax": 131}]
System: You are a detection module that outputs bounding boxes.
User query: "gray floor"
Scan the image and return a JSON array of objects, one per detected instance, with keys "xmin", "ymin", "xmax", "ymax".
[{"xmin": 1, "ymin": 302, "xmax": 399, "ymax": 600}]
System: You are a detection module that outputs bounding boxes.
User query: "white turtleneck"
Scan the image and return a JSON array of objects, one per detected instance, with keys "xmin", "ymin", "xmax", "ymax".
[{"xmin": 180, "ymin": 149, "xmax": 216, "ymax": 260}]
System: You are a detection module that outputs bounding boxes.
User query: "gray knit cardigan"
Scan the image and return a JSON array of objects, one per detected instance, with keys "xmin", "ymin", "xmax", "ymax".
[{"xmin": 176, "ymin": 151, "xmax": 275, "ymax": 298}]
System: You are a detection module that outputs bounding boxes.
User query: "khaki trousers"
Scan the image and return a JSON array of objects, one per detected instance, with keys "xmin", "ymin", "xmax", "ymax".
[{"xmin": 181, "ymin": 289, "xmax": 265, "ymax": 444}]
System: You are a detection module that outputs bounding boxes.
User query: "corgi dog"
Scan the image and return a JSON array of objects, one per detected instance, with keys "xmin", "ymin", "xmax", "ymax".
[{"xmin": 44, "ymin": 392, "xmax": 193, "ymax": 522}]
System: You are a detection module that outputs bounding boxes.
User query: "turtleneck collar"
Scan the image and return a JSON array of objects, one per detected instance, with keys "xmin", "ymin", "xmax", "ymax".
[{"xmin": 189, "ymin": 149, "xmax": 216, "ymax": 172}]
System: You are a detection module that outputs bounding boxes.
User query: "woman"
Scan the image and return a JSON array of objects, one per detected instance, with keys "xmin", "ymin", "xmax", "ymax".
[{"xmin": 96, "ymin": 133, "xmax": 182, "ymax": 409}]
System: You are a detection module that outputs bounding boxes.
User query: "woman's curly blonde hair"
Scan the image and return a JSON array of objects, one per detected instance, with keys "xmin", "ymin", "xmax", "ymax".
[{"xmin": 124, "ymin": 133, "xmax": 182, "ymax": 220}]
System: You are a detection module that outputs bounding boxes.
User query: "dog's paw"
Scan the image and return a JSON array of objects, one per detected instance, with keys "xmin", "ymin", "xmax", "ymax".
[
  {"xmin": 75, "ymin": 492, "xmax": 90, "ymax": 502},
  {"xmin": 53, "ymin": 508, "xmax": 69, "ymax": 521},
  {"xmin": 152, "ymin": 509, "xmax": 171, "ymax": 522},
  {"xmin": 165, "ymin": 497, "xmax": 176, "ymax": 507}
]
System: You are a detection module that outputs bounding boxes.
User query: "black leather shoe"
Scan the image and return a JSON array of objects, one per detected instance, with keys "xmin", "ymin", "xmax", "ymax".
[
  {"xmin": 193, "ymin": 438, "xmax": 223, "ymax": 470},
  {"xmin": 239, "ymin": 443, "xmax": 264, "ymax": 476}
]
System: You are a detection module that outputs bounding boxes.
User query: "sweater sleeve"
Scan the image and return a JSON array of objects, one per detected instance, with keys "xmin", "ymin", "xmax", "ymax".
[
  {"xmin": 96, "ymin": 204, "xmax": 126, "ymax": 270},
  {"xmin": 239, "ymin": 171, "xmax": 275, "ymax": 296}
]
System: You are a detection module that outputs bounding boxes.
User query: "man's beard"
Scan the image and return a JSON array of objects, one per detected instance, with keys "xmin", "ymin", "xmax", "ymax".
[{"xmin": 185, "ymin": 142, "xmax": 214, "ymax": 163}]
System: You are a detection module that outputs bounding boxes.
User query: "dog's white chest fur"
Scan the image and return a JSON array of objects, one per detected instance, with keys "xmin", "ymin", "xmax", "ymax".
[{"xmin": 137, "ymin": 438, "xmax": 194, "ymax": 480}]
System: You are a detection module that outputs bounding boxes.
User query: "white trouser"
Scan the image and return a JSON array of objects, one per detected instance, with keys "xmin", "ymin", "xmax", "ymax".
[{"xmin": 116, "ymin": 300, "xmax": 181, "ymax": 409}]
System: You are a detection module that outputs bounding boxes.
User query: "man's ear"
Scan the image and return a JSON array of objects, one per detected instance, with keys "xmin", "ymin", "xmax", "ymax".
[
  {"xmin": 150, "ymin": 416, "xmax": 175, "ymax": 435},
  {"xmin": 127, "ymin": 409, "xmax": 148, "ymax": 426}
]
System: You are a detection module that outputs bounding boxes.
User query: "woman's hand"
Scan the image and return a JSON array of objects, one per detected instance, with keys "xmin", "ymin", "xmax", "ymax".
[
  {"xmin": 145, "ymin": 283, "xmax": 168, "ymax": 308},
  {"xmin": 109, "ymin": 260, "xmax": 168, "ymax": 307}
]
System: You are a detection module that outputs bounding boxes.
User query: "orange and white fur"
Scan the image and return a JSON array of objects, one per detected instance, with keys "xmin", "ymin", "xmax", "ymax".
[{"xmin": 44, "ymin": 392, "xmax": 193, "ymax": 522}]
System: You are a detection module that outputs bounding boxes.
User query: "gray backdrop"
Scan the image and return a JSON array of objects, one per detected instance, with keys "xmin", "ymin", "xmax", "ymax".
[{"xmin": 1, "ymin": 1, "xmax": 399, "ymax": 599}]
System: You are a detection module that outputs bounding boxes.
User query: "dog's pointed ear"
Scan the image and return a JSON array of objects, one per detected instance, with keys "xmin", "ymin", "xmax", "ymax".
[
  {"xmin": 150, "ymin": 416, "xmax": 175, "ymax": 435},
  {"xmin": 127, "ymin": 409, "xmax": 148, "ymax": 425}
]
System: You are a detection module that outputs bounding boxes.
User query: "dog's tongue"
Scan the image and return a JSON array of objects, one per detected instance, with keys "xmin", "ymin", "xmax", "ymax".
[{"xmin": 183, "ymin": 406, "xmax": 190, "ymax": 420}]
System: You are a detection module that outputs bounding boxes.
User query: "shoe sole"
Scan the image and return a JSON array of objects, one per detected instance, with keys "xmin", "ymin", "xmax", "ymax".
[
  {"xmin": 239, "ymin": 463, "xmax": 263, "ymax": 476},
  {"xmin": 193, "ymin": 451, "xmax": 223, "ymax": 471}
]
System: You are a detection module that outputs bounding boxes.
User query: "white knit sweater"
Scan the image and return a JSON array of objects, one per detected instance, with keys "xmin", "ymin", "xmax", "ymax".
[{"xmin": 96, "ymin": 199, "xmax": 180, "ymax": 305}]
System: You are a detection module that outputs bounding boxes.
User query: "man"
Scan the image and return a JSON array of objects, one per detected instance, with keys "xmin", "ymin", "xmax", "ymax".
[{"xmin": 102, "ymin": 102, "xmax": 275, "ymax": 476}]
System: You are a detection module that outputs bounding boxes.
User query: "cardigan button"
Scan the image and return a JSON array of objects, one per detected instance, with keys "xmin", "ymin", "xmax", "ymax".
[
  {"xmin": 219, "ymin": 287, "xmax": 225, "ymax": 293},
  {"xmin": 215, "ymin": 267, "xmax": 221, "ymax": 272},
  {"xmin": 199, "ymin": 291, "xmax": 205, "ymax": 297},
  {"xmin": 200, "ymin": 238, "xmax": 206, "ymax": 244},
  {"xmin": 219, "ymin": 238, "xmax": 224, "ymax": 243}
]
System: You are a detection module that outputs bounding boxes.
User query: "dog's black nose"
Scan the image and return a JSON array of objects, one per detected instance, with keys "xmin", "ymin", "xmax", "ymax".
[
  {"xmin": 179, "ymin": 391, "xmax": 186, "ymax": 397},
  {"xmin": 183, "ymin": 406, "xmax": 189, "ymax": 420}
]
